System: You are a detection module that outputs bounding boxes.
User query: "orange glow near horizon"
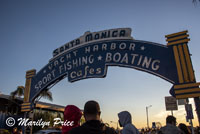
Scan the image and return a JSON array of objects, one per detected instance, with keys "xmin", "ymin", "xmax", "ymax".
[{"xmin": 102, "ymin": 102, "xmax": 199, "ymax": 129}]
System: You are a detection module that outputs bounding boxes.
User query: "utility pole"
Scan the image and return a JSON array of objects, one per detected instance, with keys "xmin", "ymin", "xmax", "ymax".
[{"xmin": 146, "ymin": 105, "xmax": 152, "ymax": 128}]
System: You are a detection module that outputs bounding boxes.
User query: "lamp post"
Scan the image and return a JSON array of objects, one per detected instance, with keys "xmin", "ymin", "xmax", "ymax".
[{"xmin": 146, "ymin": 105, "xmax": 152, "ymax": 128}]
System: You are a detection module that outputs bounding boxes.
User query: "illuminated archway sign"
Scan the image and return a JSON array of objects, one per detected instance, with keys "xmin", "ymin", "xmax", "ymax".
[{"xmin": 21, "ymin": 28, "xmax": 200, "ymax": 124}]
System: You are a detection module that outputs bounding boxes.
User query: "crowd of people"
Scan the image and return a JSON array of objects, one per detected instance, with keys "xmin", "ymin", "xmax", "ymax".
[
  {"xmin": 140, "ymin": 116, "xmax": 193, "ymax": 134},
  {"xmin": 61, "ymin": 100, "xmax": 198, "ymax": 134}
]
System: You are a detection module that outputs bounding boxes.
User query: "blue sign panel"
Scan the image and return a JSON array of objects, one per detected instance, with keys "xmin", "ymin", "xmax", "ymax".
[
  {"xmin": 185, "ymin": 104, "xmax": 194, "ymax": 119},
  {"xmin": 29, "ymin": 39, "xmax": 178, "ymax": 101}
]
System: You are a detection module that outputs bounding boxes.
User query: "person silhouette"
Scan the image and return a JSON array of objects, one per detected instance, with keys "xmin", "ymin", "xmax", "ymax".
[
  {"xmin": 69, "ymin": 100, "xmax": 116, "ymax": 134},
  {"xmin": 118, "ymin": 111, "xmax": 140, "ymax": 134},
  {"xmin": 159, "ymin": 116, "xmax": 182, "ymax": 134},
  {"xmin": 62, "ymin": 105, "xmax": 82, "ymax": 134}
]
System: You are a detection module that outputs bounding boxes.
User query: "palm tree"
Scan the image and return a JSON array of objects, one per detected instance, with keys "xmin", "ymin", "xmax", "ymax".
[
  {"xmin": 10, "ymin": 86, "xmax": 53, "ymax": 134},
  {"xmin": 10, "ymin": 86, "xmax": 53, "ymax": 101}
]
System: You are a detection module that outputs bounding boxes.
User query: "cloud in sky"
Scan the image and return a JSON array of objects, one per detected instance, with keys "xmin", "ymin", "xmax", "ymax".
[{"xmin": 154, "ymin": 110, "xmax": 168, "ymax": 118}]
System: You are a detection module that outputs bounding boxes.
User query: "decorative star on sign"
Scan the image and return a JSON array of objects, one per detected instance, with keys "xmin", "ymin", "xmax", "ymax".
[
  {"xmin": 43, "ymin": 70, "xmax": 46, "ymax": 73},
  {"xmin": 97, "ymin": 55, "xmax": 103, "ymax": 61},
  {"xmin": 140, "ymin": 46, "xmax": 145, "ymax": 51}
]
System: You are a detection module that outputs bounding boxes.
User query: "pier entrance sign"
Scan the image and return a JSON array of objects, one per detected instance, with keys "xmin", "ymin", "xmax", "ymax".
[
  {"xmin": 30, "ymin": 38, "xmax": 178, "ymax": 102},
  {"xmin": 21, "ymin": 28, "xmax": 200, "ymax": 125}
]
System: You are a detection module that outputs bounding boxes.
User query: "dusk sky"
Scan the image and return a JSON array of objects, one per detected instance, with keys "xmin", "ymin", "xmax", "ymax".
[{"xmin": 0, "ymin": 0, "xmax": 200, "ymax": 129}]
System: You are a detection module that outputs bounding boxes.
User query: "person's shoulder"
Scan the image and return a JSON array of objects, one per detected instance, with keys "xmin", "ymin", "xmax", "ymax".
[
  {"xmin": 170, "ymin": 124, "xmax": 181, "ymax": 132},
  {"xmin": 159, "ymin": 126, "xmax": 167, "ymax": 133},
  {"xmin": 159, "ymin": 125, "xmax": 182, "ymax": 134},
  {"xmin": 174, "ymin": 127, "xmax": 182, "ymax": 133},
  {"xmin": 103, "ymin": 125, "xmax": 117, "ymax": 134},
  {"xmin": 160, "ymin": 126, "xmax": 165, "ymax": 130},
  {"xmin": 69, "ymin": 126, "xmax": 84, "ymax": 134},
  {"xmin": 124, "ymin": 123, "xmax": 139, "ymax": 132}
]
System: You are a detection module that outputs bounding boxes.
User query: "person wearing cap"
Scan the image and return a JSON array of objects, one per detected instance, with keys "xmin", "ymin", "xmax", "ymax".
[
  {"xmin": 62, "ymin": 105, "xmax": 82, "ymax": 134},
  {"xmin": 118, "ymin": 111, "xmax": 140, "ymax": 134},
  {"xmin": 69, "ymin": 100, "xmax": 116, "ymax": 134}
]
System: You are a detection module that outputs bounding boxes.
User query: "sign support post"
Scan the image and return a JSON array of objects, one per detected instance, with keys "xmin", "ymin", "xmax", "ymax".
[
  {"xmin": 171, "ymin": 110, "xmax": 173, "ymax": 116},
  {"xmin": 21, "ymin": 70, "xmax": 36, "ymax": 134},
  {"xmin": 194, "ymin": 97, "xmax": 200, "ymax": 126},
  {"xmin": 165, "ymin": 31, "xmax": 200, "ymax": 126},
  {"xmin": 190, "ymin": 118, "xmax": 195, "ymax": 134},
  {"xmin": 185, "ymin": 103, "xmax": 195, "ymax": 134}
]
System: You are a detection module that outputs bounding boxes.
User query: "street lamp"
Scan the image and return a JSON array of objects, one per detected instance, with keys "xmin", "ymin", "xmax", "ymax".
[{"xmin": 146, "ymin": 105, "xmax": 152, "ymax": 128}]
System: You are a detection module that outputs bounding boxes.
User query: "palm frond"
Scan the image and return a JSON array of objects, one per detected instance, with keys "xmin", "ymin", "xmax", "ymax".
[
  {"xmin": 10, "ymin": 86, "xmax": 25, "ymax": 99},
  {"xmin": 193, "ymin": 0, "xmax": 200, "ymax": 3},
  {"xmin": 10, "ymin": 86, "xmax": 53, "ymax": 102},
  {"xmin": 39, "ymin": 90, "xmax": 53, "ymax": 101},
  {"xmin": 10, "ymin": 90, "xmax": 18, "ymax": 99}
]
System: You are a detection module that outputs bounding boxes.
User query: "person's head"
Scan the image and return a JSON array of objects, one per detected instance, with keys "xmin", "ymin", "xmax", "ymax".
[
  {"xmin": 13, "ymin": 127, "xmax": 17, "ymax": 133},
  {"xmin": 84, "ymin": 100, "xmax": 101, "ymax": 121},
  {"xmin": 178, "ymin": 123, "xmax": 191, "ymax": 134},
  {"xmin": 62, "ymin": 105, "xmax": 82, "ymax": 133},
  {"xmin": 18, "ymin": 129, "xmax": 22, "ymax": 134},
  {"xmin": 118, "ymin": 111, "xmax": 132, "ymax": 127},
  {"xmin": 166, "ymin": 116, "xmax": 177, "ymax": 126}
]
